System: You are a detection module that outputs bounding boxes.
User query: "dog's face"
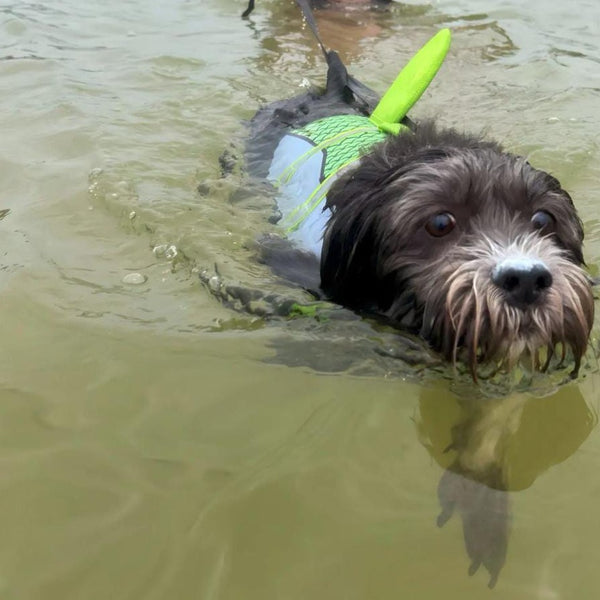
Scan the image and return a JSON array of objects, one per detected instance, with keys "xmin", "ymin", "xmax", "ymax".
[{"xmin": 321, "ymin": 123, "xmax": 594, "ymax": 376}]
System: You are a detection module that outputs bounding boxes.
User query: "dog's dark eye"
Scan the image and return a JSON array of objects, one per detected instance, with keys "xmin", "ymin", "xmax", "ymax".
[
  {"xmin": 425, "ymin": 212, "xmax": 456, "ymax": 237},
  {"xmin": 531, "ymin": 210, "xmax": 554, "ymax": 231}
]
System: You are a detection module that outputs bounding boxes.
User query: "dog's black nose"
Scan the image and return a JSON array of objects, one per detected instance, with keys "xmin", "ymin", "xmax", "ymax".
[{"xmin": 492, "ymin": 261, "xmax": 553, "ymax": 306}]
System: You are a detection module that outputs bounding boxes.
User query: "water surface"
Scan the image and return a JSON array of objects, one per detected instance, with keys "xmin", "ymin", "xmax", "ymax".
[{"xmin": 1, "ymin": 0, "xmax": 600, "ymax": 597}]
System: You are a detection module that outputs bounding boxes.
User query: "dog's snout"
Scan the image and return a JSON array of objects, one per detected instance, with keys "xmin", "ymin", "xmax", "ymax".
[{"xmin": 492, "ymin": 259, "xmax": 553, "ymax": 306}]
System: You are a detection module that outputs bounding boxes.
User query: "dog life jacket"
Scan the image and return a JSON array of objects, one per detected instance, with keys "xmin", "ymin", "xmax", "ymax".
[{"xmin": 268, "ymin": 28, "xmax": 451, "ymax": 256}]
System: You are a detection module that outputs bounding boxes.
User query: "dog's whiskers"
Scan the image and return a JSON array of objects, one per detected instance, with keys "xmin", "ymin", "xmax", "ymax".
[{"xmin": 435, "ymin": 237, "xmax": 593, "ymax": 378}]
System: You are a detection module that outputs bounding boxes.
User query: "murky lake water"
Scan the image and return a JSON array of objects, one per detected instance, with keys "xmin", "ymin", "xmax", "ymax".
[{"xmin": 2, "ymin": 0, "xmax": 600, "ymax": 597}]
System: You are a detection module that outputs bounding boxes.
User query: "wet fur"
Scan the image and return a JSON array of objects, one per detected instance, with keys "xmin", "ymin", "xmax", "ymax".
[{"xmin": 319, "ymin": 122, "xmax": 593, "ymax": 376}]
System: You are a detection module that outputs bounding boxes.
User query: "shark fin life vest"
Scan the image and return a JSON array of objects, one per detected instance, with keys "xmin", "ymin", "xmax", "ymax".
[{"xmin": 268, "ymin": 28, "xmax": 451, "ymax": 256}]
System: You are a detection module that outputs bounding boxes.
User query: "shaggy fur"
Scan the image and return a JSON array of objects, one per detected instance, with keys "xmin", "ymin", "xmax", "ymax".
[{"xmin": 319, "ymin": 122, "xmax": 594, "ymax": 377}]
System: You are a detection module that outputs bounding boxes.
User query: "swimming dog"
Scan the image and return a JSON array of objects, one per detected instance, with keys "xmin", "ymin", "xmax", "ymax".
[{"xmin": 246, "ymin": 1, "xmax": 594, "ymax": 378}]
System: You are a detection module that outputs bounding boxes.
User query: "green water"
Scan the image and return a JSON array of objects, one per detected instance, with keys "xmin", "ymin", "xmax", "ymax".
[{"xmin": 1, "ymin": 0, "xmax": 600, "ymax": 597}]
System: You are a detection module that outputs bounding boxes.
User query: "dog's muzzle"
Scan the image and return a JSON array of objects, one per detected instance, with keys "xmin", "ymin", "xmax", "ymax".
[{"xmin": 421, "ymin": 232, "xmax": 595, "ymax": 378}]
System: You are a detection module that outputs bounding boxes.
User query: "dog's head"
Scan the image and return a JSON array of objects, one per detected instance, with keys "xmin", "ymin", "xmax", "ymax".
[{"xmin": 321, "ymin": 123, "xmax": 594, "ymax": 377}]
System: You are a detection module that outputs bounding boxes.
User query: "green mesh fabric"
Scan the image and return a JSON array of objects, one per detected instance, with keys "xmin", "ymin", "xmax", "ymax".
[{"xmin": 291, "ymin": 114, "xmax": 390, "ymax": 180}]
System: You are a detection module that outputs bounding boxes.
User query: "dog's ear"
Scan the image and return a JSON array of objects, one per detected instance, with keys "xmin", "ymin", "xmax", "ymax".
[
  {"xmin": 549, "ymin": 187, "xmax": 586, "ymax": 265},
  {"xmin": 526, "ymin": 165, "xmax": 586, "ymax": 265},
  {"xmin": 321, "ymin": 201, "xmax": 380, "ymax": 308},
  {"xmin": 320, "ymin": 170, "xmax": 405, "ymax": 312},
  {"xmin": 319, "ymin": 145, "xmax": 414, "ymax": 312}
]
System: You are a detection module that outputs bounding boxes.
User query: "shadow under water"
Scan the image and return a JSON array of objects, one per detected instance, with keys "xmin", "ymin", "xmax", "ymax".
[{"xmin": 417, "ymin": 383, "xmax": 597, "ymax": 587}]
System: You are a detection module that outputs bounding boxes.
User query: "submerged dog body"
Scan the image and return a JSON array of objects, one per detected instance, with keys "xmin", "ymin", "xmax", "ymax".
[{"xmin": 248, "ymin": 23, "xmax": 594, "ymax": 375}]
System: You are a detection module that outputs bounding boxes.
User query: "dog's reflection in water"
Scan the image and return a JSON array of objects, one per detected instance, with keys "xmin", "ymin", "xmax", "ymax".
[{"xmin": 417, "ymin": 383, "xmax": 596, "ymax": 587}]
